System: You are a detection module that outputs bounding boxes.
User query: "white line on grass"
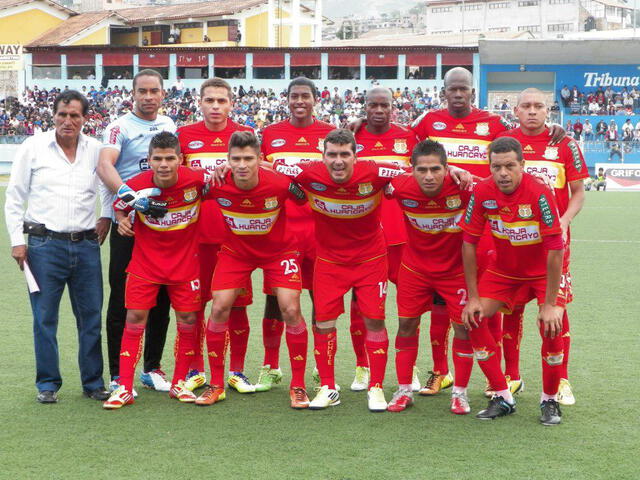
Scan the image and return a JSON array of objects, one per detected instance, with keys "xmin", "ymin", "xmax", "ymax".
[{"xmin": 573, "ymin": 239, "xmax": 640, "ymax": 244}]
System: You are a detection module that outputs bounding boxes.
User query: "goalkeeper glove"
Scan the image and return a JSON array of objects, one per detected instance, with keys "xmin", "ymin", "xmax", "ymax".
[{"xmin": 117, "ymin": 184, "xmax": 167, "ymax": 218}]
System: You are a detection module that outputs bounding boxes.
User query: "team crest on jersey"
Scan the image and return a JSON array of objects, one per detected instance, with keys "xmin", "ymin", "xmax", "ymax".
[
  {"xmin": 433, "ymin": 122, "xmax": 446, "ymax": 131},
  {"xmin": 356, "ymin": 143, "xmax": 365, "ymax": 153},
  {"xmin": 188, "ymin": 140, "xmax": 204, "ymax": 150},
  {"xmin": 474, "ymin": 123, "xmax": 490, "ymax": 136},
  {"xmin": 393, "ymin": 139, "xmax": 408, "ymax": 154},
  {"xmin": 518, "ymin": 204, "xmax": 533, "ymax": 219},
  {"xmin": 358, "ymin": 182, "xmax": 373, "ymax": 196},
  {"xmin": 217, "ymin": 198, "xmax": 232, "ymax": 207},
  {"xmin": 445, "ymin": 195, "xmax": 462, "ymax": 210},
  {"xmin": 482, "ymin": 200, "xmax": 498, "ymax": 209},
  {"xmin": 264, "ymin": 197, "xmax": 279, "ymax": 210},
  {"xmin": 317, "ymin": 138, "xmax": 324, "ymax": 151},
  {"xmin": 543, "ymin": 146, "xmax": 559, "ymax": 160},
  {"xmin": 402, "ymin": 199, "xmax": 419, "ymax": 208},
  {"xmin": 183, "ymin": 187, "xmax": 197, "ymax": 203},
  {"xmin": 271, "ymin": 138, "xmax": 286, "ymax": 148},
  {"xmin": 310, "ymin": 182, "xmax": 327, "ymax": 191}
]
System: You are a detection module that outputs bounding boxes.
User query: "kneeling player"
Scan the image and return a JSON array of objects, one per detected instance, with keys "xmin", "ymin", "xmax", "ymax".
[
  {"xmin": 104, "ymin": 132, "xmax": 209, "ymax": 409},
  {"xmin": 461, "ymin": 137, "xmax": 566, "ymax": 425},
  {"xmin": 198, "ymin": 131, "xmax": 310, "ymax": 409},
  {"xmin": 386, "ymin": 141, "xmax": 475, "ymax": 413}
]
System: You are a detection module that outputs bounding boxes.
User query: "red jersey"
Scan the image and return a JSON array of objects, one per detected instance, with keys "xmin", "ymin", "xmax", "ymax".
[
  {"xmin": 460, "ymin": 173, "xmax": 562, "ymax": 280},
  {"xmin": 208, "ymin": 167, "xmax": 305, "ymax": 262},
  {"xmin": 261, "ymin": 119, "xmax": 336, "ymax": 233},
  {"xmin": 411, "ymin": 108, "xmax": 509, "ymax": 177},
  {"xmin": 388, "ymin": 174, "xmax": 470, "ymax": 278},
  {"xmin": 355, "ymin": 124, "xmax": 419, "ymax": 246},
  {"xmin": 115, "ymin": 167, "xmax": 209, "ymax": 284},
  {"xmin": 275, "ymin": 160, "xmax": 402, "ymax": 264},
  {"xmin": 177, "ymin": 120, "xmax": 254, "ymax": 244}
]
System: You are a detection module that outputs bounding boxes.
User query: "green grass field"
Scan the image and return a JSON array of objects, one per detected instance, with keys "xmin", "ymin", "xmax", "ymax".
[{"xmin": 1, "ymin": 190, "xmax": 638, "ymax": 480}]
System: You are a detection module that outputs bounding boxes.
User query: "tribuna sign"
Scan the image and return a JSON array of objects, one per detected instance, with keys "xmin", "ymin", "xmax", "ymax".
[{"xmin": 583, "ymin": 72, "xmax": 640, "ymax": 88}]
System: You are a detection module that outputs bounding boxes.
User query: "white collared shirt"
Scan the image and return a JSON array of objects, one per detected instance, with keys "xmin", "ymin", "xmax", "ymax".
[{"xmin": 4, "ymin": 129, "xmax": 105, "ymax": 247}]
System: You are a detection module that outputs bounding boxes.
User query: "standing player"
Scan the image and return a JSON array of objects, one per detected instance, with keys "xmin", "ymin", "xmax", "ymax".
[
  {"xmin": 103, "ymin": 132, "xmax": 208, "ymax": 409},
  {"xmin": 196, "ymin": 131, "xmax": 310, "ymax": 409},
  {"xmin": 177, "ymin": 78, "xmax": 255, "ymax": 394},
  {"xmin": 352, "ymin": 87, "xmax": 419, "ymax": 391},
  {"xmin": 97, "ymin": 69, "xmax": 176, "ymax": 393},
  {"xmin": 257, "ymin": 77, "xmax": 335, "ymax": 391},
  {"xmin": 461, "ymin": 137, "xmax": 566, "ymax": 426},
  {"xmin": 498, "ymin": 88, "xmax": 587, "ymax": 404},
  {"xmin": 385, "ymin": 141, "xmax": 475, "ymax": 414}
]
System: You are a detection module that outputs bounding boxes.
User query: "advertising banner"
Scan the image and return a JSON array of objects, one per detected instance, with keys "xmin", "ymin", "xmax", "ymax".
[
  {"xmin": 595, "ymin": 163, "xmax": 640, "ymax": 191},
  {"xmin": 0, "ymin": 44, "xmax": 22, "ymax": 71}
]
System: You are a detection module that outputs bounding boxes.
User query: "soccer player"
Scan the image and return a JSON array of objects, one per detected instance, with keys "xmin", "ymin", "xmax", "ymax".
[
  {"xmin": 352, "ymin": 87, "xmax": 419, "ymax": 391},
  {"xmin": 385, "ymin": 140, "xmax": 474, "ymax": 414},
  {"xmin": 498, "ymin": 88, "xmax": 587, "ymax": 405},
  {"xmin": 196, "ymin": 131, "xmax": 310, "ymax": 409},
  {"xmin": 461, "ymin": 136, "xmax": 566, "ymax": 426},
  {"xmin": 97, "ymin": 69, "xmax": 176, "ymax": 393},
  {"xmin": 103, "ymin": 132, "xmax": 209, "ymax": 409},
  {"xmin": 177, "ymin": 78, "xmax": 255, "ymax": 394},
  {"xmin": 258, "ymin": 77, "xmax": 335, "ymax": 391}
]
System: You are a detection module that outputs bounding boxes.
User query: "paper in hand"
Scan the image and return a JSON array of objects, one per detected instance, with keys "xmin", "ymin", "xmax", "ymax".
[{"xmin": 23, "ymin": 261, "xmax": 40, "ymax": 293}]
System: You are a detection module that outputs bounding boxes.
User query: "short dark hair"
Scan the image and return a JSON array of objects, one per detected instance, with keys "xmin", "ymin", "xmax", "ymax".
[
  {"xmin": 148, "ymin": 131, "xmax": 180, "ymax": 155},
  {"xmin": 324, "ymin": 128, "xmax": 356, "ymax": 154},
  {"xmin": 133, "ymin": 68, "xmax": 164, "ymax": 90},
  {"xmin": 229, "ymin": 130, "xmax": 260, "ymax": 156},
  {"xmin": 200, "ymin": 77, "xmax": 232, "ymax": 99},
  {"xmin": 411, "ymin": 140, "xmax": 447, "ymax": 167},
  {"xmin": 488, "ymin": 137, "xmax": 523, "ymax": 163},
  {"xmin": 53, "ymin": 90, "xmax": 88, "ymax": 116},
  {"xmin": 287, "ymin": 76, "xmax": 317, "ymax": 99}
]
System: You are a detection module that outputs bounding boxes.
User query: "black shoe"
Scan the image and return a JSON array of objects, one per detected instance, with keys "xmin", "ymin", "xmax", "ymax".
[
  {"xmin": 83, "ymin": 388, "xmax": 110, "ymax": 401},
  {"xmin": 37, "ymin": 391, "xmax": 58, "ymax": 404},
  {"xmin": 476, "ymin": 395, "xmax": 515, "ymax": 420},
  {"xmin": 540, "ymin": 399, "xmax": 562, "ymax": 426}
]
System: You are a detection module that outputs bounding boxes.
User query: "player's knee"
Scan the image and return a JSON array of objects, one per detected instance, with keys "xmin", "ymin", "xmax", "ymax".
[
  {"xmin": 126, "ymin": 309, "xmax": 147, "ymax": 325},
  {"xmin": 176, "ymin": 311, "xmax": 197, "ymax": 325},
  {"xmin": 397, "ymin": 317, "xmax": 419, "ymax": 336},
  {"xmin": 364, "ymin": 317, "xmax": 385, "ymax": 332},
  {"xmin": 452, "ymin": 323, "xmax": 468, "ymax": 339},
  {"xmin": 210, "ymin": 302, "xmax": 232, "ymax": 321},
  {"xmin": 279, "ymin": 303, "xmax": 301, "ymax": 324}
]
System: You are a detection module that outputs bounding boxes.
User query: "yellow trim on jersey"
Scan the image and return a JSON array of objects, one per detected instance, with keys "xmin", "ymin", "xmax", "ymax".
[
  {"xmin": 219, "ymin": 208, "xmax": 281, "ymax": 235},
  {"xmin": 138, "ymin": 201, "xmax": 200, "ymax": 231},
  {"xmin": 486, "ymin": 215, "xmax": 542, "ymax": 245},
  {"xmin": 404, "ymin": 210, "xmax": 463, "ymax": 234},
  {"xmin": 523, "ymin": 160, "xmax": 567, "ymax": 189},
  {"xmin": 265, "ymin": 152, "xmax": 323, "ymax": 164},
  {"xmin": 429, "ymin": 136, "xmax": 492, "ymax": 146},
  {"xmin": 307, "ymin": 191, "xmax": 382, "ymax": 219},
  {"xmin": 430, "ymin": 136, "xmax": 491, "ymax": 165},
  {"xmin": 358, "ymin": 155, "xmax": 411, "ymax": 165}
]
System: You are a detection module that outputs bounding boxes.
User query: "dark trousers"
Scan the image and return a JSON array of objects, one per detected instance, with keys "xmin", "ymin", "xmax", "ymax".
[{"xmin": 106, "ymin": 223, "xmax": 170, "ymax": 379}]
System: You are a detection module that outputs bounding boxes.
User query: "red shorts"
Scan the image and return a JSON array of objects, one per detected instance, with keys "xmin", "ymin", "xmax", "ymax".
[
  {"xmin": 479, "ymin": 270, "xmax": 567, "ymax": 314},
  {"xmin": 125, "ymin": 273, "xmax": 201, "ymax": 312},
  {"xmin": 397, "ymin": 264, "xmax": 467, "ymax": 323},
  {"xmin": 313, "ymin": 255, "xmax": 388, "ymax": 322},
  {"xmin": 387, "ymin": 243, "xmax": 404, "ymax": 285},
  {"xmin": 199, "ymin": 243, "xmax": 252, "ymax": 306},
  {"xmin": 264, "ymin": 228, "xmax": 316, "ymax": 293},
  {"xmin": 515, "ymin": 270, "xmax": 573, "ymax": 307},
  {"xmin": 213, "ymin": 249, "xmax": 302, "ymax": 294}
]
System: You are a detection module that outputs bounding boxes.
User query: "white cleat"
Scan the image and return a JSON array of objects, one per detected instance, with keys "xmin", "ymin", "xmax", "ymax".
[
  {"xmin": 309, "ymin": 385, "xmax": 341, "ymax": 410},
  {"xmin": 350, "ymin": 366, "xmax": 370, "ymax": 391},
  {"xmin": 140, "ymin": 370, "xmax": 171, "ymax": 392},
  {"xmin": 367, "ymin": 386, "xmax": 388, "ymax": 412},
  {"xmin": 557, "ymin": 378, "xmax": 576, "ymax": 406},
  {"xmin": 109, "ymin": 379, "xmax": 138, "ymax": 398},
  {"xmin": 411, "ymin": 366, "xmax": 421, "ymax": 392}
]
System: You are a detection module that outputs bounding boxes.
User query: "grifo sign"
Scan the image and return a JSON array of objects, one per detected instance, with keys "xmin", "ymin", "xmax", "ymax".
[
  {"xmin": 0, "ymin": 44, "xmax": 22, "ymax": 71},
  {"xmin": 595, "ymin": 163, "xmax": 640, "ymax": 191}
]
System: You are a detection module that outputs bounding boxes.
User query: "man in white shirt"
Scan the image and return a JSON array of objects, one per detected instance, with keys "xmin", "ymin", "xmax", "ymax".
[{"xmin": 4, "ymin": 90, "xmax": 110, "ymax": 404}]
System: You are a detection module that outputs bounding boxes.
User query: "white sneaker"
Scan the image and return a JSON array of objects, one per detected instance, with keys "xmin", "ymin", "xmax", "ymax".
[
  {"xmin": 411, "ymin": 366, "xmax": 421, "ymax": 392},
  {"xmin": 309, "ymin": 385, "xmax": 340, "ymax": 409},
  {"xmin": 557, "ymin": 378, "xmax": 576, "ymax": 406},
  {"xmin": 140, "ymin": 369, "xmax": 171, "ymax": 392},
  {"xmin": 109, "ymin": 379, "xmax": 138, "ymax": 398},
  {"xmin": 367, "ymin": 386, "xmax": 387, "ymax": 412},
  {"xmin": 350, "ymin": 366, "xmax": 370, "ymax": 391}
]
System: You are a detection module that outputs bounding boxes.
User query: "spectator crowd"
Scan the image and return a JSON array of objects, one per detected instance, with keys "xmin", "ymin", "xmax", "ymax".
[{"xmin": 560, "ymin": 84, "xmax": 640, "ymax": 116}]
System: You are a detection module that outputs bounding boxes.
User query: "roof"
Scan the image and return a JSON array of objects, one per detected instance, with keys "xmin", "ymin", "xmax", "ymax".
[
  {"xmin": 0, "ymin": 0, "xmax": 75, "ymax": 14},
  {"xmin": 26, "ymin": 11, "xmax": 120, "ymax": 47},
  {"xmin": 114, "ymin": 0, "xmax": 266, "ymax": 23}
]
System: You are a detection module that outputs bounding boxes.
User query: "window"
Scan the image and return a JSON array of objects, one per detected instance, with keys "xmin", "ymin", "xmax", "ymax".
[
  {"xmin": 214, "ymin": 67, "xmax": 246, "ymax": 79},
  {"xmin": 549, "ymin": 0, "xmax": 572, "ymax": 4},
  {"xmin": 489, "ymin": 2, "xmax": 509, "ymax": 8},
  {"xmin": 432, "ymin": 7, "xmax": 452, "ymax": 12},
  {"xmin": 489, "ymin": 27, "xmax": 511, "ymax": 32},
  {"xmin": 433, "ymin": 30, "xmax": 453, "ymax": 34},
  {"xmin": 463, "ymin": 28, "xmax": 481, "ymax": 32},
  {"xmin": 178, "ymin": 66, "xmax": 208, "ymax": 79},
  {"xmin": 518, "ymin": 0, "xmax": 539, "ymax": 5},
  {"xmin": 66, "ymin": 66, "xmax": 96, "ymax": 80},
  {"xmin": 253, "ymin": 66, "xmax": 285, "ymax": 80},
  {"xmin": 406, "ymin": 66, "xmax": 437, "ymax": 80},
  {"xmin": 291, "ymin": 66, "xmax": 321, "ymax": 79},
  {"xmin": 328, "ymin": 66, "xmax": 360, "ymax": 80},
  {"xmin": 32, "ymin": 66, "xmax": 61, "ymax": 79},
  {"xmin": 518, "ymin": 24, "xmax": 541, "ymax": 32},
  {"xmin": 365, "ymin": 66, "xmax": 398, "ymax": 80},
  {"xmin": 548, "ymin": 23, "xmax": 573, "ymax": 31},
  {"xmin": 461, "ymin": 3, "xmax": 483, "ymax": 10}
]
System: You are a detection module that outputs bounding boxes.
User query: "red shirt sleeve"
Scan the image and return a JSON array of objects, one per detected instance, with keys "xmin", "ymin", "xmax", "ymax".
[
  {"xmin": 459, "ymin": 187, "xmax": 486, "ymax": 237},
  {"xmin": 562, "ymin": 139, "xmax": 589, "ymax": 183},
  {"xmin": 536, "ymin": 186, "xmax": 563, "ymax": 237},
  {"xmin": 409, "ymin": 112, "xmax": 430, "ymax": 140}
]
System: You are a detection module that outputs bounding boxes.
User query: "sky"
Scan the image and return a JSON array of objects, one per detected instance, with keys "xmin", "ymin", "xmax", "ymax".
[{"xmin": 322, "ymin": 0, "xmax": 421, "ymax": 18}]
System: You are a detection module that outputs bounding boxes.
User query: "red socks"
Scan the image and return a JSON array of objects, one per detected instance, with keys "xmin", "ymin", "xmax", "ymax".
[
  {"xmin": 395, "ymin": 335, "xmax": 418, "ymax": 385},
  {"xmin": 365, "ymin": 329, "xmax": 389, "ymax": 388},
  {"xmin": 172, "ymin": 322, "xmax": 196, "ymax": 386},
  {"xmin": 118, "ymin": 322, "xmax": 145, "ymax": 392},
  {"xmin": 452, "ymin": 337, "xmax": 474, "ymax": 389},
  {"xmin": 502, "ymin": 307, "xmax": 524, "ymax": 380},
  {"xmin": 350, "ymin": 300, "xmax": 369, "ymax": 368},
  {"xmin": 468, "ymin": 320, "xmax": 508, "ymax": 392},
  {"xmin": 429, "ymin": 304, "xmax": 450, "ymax": 375},
  {"xmin": 262, "ymin": 318, "xmax": 284, "ymax": 369},
  {"xmin": 313, "ymin": 328, "xmax": 337, "ymax": 389},
  {"xmin": 560, "ymin": 310, "xmax": 571, "ymax": 379},
  {"xmin": 285, "ymin": 321, "xmax": 308, "ymax": 388},
  {"xmin": 188, "ymin": 308, "xmax": 206, "ymax": 373},
  {"xmin": 229, "ymin": 308, "xmax": 250, "ymax": 372},
  {"xmin": 205, "ymin": 321, "xmax": 229, "ymax": 387},
  {"xmin": 540, "ymin": 323, "xmax": 564, "ymax": 395},
  {"xmin": 487, "ymin": 312, "xmax": 503, "ymax": 370}
]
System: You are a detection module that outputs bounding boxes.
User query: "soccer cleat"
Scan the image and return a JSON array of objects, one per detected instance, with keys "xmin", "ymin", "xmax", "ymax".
[
  {"xmin": 184, "ymin": 370, "xmax": 207, "ymax": 391},
  {"xmin": 290, "ymin": 387, "xmax": 310, "ymax": 409},
  {"xmin": 103, "ymin": 386, "xmax": 134, "ymax": 410},
  {"xmin": 169, "ymin": 381, "xmax": 197, "ymax": 403},
  {"xmin": 540, "ymin": 399, "xmax": 562, "ymax": 426},
  {"xmin": 557, "ymin": 378, "xmax": 576, "ymax": 406},
  {"xmin": 507, "ymin": 376, "xmax": 525, "ymax": 396},
  {"xmin": 195, "ymin": 385, "xmax": 226, "ymax": 406},
  {"xmin": 387, "ymin": 389, "xmax": 414, "ymax": 412},
  {"xmin": 411, "ymin": 366, "xmax": 421, "ymax": 392},
  {"xmin": 108, "ymin": 378, "xmax": 138, "ymax": 398},
  {"xmin": 367, "ymin": 386, "xmax": 388, "ymax": 412},
  {"xmin": 350, "ymin": 366, "xmax": 370, "ymax": 392},
  {"xmin": 476, "ymin": 396, "xmax": 516, "ymax": 420},
  {"xmin": 309, "ymin": 385, "xmax": 340, "ymax": 409},
  {"xmin": 227, "ymin": 372, "xmax": 256, "ymax": 393},
  {"xmin": 140, "ymin": 369, "xmax": 171, "ymax": 392},
  {"xmin": 312, "ymin": 367, "xmax": 321, "ymax": 385},
  {"xmin": 450, "ymin": 391, "xmax": 471, "ymax": 415},
  {"xmin": 483, "ymin": 380, "xmax": 495, "ymax": 398},
  {"xmin": 419, "ymin": 371, "xmax": 453, "ymax": 396},
  {"xmin": 254, "ymin": 365, "xmax": 283, "ymax": 392}
]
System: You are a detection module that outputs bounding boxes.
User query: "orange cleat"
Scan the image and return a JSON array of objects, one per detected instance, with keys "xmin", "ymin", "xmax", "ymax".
[
  {"xmin": 289, "ymin": 387, "xmax": 310, "ymax": 409},
  {"xmin": 195, "ymin": 385, "xmax": 226, "ymax": 406}
]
